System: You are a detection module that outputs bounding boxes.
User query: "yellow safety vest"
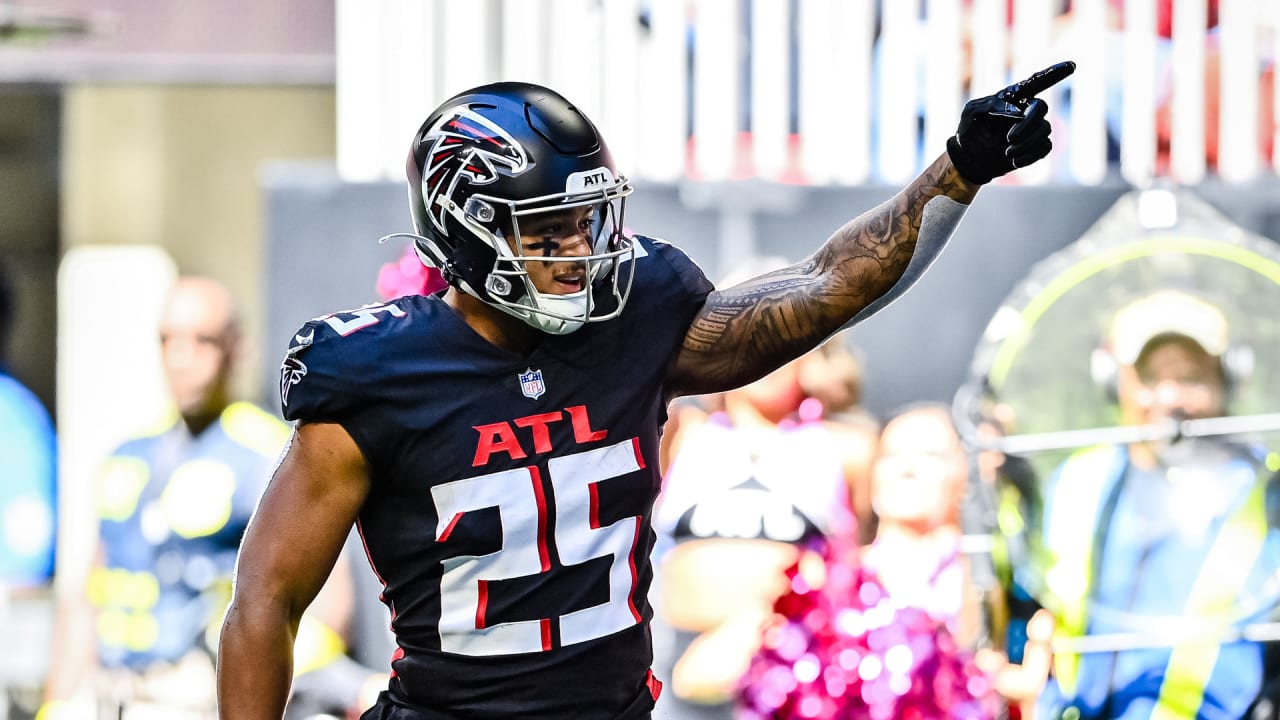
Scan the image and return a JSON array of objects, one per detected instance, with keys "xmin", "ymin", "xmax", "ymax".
[{"xmin": 1044, "ymin": 445, "xmax": 1268, "ymax": 716}]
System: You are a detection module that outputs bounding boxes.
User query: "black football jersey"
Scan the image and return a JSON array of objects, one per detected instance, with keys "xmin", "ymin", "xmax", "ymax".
[{"xmin": 280, "ymin": 237, "xmax": 712, "ymax": 719}]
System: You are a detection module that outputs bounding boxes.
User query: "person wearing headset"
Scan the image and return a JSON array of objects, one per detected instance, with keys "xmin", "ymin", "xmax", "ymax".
[{"xmin": 1037, "ymin": 289, "xmax": 1280, "ymax": 720}]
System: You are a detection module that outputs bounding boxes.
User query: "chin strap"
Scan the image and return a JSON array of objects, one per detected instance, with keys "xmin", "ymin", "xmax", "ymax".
[{"xmin": 844, "ymin": 194, "xmax": 968, "ymax": 328}]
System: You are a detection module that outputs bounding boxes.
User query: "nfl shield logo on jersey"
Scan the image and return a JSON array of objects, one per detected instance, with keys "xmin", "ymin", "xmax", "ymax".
[{"xmin": 518, "ymin": 368, "xmax": 546, "ymax": 399}]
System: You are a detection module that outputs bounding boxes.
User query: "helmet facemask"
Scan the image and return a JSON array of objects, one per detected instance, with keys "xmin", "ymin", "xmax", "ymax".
[{"xmin": 416, "ymin": 170, "xmax": 637, "ymax": 335}]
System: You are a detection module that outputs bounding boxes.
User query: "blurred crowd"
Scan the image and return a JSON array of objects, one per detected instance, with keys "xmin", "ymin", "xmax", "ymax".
[{"xmin": 3, "ymin": 237, "xmax": 1277, "ymax": 720}]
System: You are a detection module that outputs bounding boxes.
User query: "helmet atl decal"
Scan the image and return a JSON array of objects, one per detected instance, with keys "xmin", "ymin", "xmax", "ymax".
[{"xmin": 421, "ymin": 108, "xmax": 531, "ymax": 233}]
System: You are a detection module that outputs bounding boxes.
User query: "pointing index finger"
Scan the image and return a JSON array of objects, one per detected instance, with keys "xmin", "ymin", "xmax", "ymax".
[{"xmin": 1004, "ymin": 61, "xmax": 1077, "ymax": 102}]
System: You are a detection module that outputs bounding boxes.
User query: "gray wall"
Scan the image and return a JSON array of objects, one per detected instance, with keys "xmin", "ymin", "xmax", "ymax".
[
  {"xmin": 0, "ymin": 88, "xmax": 60, "ymax": 418},
  {"xmin": 261, "ymin": 164, "xmax": 1280, "ymax": 419}
]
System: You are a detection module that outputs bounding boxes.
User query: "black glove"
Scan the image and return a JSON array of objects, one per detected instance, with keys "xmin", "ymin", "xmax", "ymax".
[{"xmin": 946, "ymin": 61, "xmax": 1076, "ymax": 185}]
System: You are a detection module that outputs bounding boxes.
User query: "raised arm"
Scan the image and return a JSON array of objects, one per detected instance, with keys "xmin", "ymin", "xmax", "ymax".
[
  {"xmin": 672, "ymin": 153, "xmax": 974, "ymax": 397},
  {"xmin": 668, "ymin": 62, "xmax": 1075, "ymax": 398},
  {"xmin": 217, "ymin": 422, "xmax": 371, "ymax": 720}
]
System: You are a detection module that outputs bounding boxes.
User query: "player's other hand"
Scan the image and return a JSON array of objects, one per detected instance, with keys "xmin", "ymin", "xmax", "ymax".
[{"xmin": 947, "ymin": 61, "xmax": 1076, "ymax": 185}]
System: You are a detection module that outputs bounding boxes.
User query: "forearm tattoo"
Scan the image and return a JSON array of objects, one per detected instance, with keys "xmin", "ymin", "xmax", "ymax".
[{"xmin": 674, "ymin": 154, "xmax": 976, "ymax": 396}]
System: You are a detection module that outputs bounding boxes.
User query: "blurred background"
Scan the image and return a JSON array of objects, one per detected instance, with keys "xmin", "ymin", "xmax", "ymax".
[{"xmin": 0, "ymin": 0, "xmax": 1277, "ymax": 717}]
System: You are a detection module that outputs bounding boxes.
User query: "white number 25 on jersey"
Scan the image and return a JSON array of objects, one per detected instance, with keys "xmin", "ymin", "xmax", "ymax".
[{"xmin": 431, "ymin": 437, "xmax": 645, "ymax": 656}]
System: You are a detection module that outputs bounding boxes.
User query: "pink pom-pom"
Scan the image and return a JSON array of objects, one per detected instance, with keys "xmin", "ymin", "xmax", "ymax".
[
  {"xmin": 738, "ymin": 553, "xmax": 1001, "ymax": 720},
  {"xmin": 376, "ymin": 245, "xmax": 447, "ymax": 300}
]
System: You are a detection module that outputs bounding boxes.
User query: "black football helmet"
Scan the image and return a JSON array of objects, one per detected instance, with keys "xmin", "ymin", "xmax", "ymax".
[{"xmin": 405, "ymin": 82, "xmax": 635, "ymax": 334}]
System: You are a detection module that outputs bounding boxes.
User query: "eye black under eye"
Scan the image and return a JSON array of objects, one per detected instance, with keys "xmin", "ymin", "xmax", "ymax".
[{"xmin": 526, "ymin": 238, "xmax": 560, "ymax": 254}]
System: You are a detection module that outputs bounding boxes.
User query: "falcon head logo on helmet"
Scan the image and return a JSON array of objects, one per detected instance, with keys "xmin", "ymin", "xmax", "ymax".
[{"xmin": 419, "ymin": 109, "xmax": 531, "ymax": 235}]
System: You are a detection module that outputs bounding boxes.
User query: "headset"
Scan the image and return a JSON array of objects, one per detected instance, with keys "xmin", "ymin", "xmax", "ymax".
[{"xmin": 1089, "ymin": 291, "xmax": 1255, "ymax": 409}]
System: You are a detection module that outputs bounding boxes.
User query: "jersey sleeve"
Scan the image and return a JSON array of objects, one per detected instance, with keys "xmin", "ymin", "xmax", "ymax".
[
  {"xmin": 278, "ymin": 317, "xmax": 375, "ymax": 424},
  {"xmin": 277, "ymin": 300, "xmax": 418, "ymax": 475},
  {"xmin": 643, "ymin": 236, "xmax": 714, "ymax": 309}
]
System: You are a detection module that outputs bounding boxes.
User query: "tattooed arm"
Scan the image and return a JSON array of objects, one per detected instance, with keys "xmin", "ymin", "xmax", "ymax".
[
  {"xmin": 667, "ymin": 153, "xmax": 976, "ymax": 398},
  {"xmin": 666, "ymin": 61, "xmax": 1075, "ymax": 399}
]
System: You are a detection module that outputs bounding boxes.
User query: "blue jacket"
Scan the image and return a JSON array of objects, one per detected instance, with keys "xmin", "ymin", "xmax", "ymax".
[
  {"xmin": 1039, "ymin": 443, "xmax": 1280, "ymax": 720},
  {"xmin": 0, "ymin": 372, "xmax": 56, "ymax": 587}
]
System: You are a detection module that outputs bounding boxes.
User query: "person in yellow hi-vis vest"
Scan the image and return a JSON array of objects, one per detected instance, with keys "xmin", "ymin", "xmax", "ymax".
[
  {"xmin": 39, "ymin": 277, "xmax": 292, "ymax": 720},
  {"xmin": 1037, "ymin": 290, "xmax": 1280, "ymax": 720}
]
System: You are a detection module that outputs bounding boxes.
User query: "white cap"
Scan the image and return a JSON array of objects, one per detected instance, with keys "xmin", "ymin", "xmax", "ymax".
[{"xmin": 1109, "ymin": 290, "xmax": 1230, "ymax": 365}]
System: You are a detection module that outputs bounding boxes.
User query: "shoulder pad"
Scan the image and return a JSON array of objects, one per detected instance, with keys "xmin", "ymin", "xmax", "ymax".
[{"xmin": 278, "ymin": 299, "xmax": 411, "ymax": 422}]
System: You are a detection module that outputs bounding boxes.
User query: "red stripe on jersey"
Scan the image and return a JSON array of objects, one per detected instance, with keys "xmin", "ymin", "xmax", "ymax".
[
  {"xmin": 626, "ymin": 517, "xmax": 642, "ymax": 623},
  {"xmin": 540, "ymin": 618, "xmax": 553, "ymax": 651},
  {"xmin": 437, "ymin": 511, "xmax": 464, "ymax": 542},
  {"xmin": 389, "ymin": 646, "xmax": 405, "ymax": 679},
  {"xmin": 529, "ymin": 466, "xmax": 551, "ymax": 572},
  {"xmin": 588, "ymin": 481, "xmax": 601, "ymax": 529},
  {"xmin": 632, "ymin": 436, "xmax": 646, "ymax": 469},
  {"xmin": 476, "ymin": 579, "xmax": 489, "ymax": 629},
  {"xmin": 645, "ymin": 669, "xmax": 664, "ymax": 700},
  {"xmin": 356, "ymin": 518, "xmax": 388, "ymax": 588},
  {"xmin": 356, "ymin": 518, "xmax": 394, "ymax": 624}
]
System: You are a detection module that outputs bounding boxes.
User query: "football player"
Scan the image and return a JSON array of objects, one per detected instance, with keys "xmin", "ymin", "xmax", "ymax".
[{"xmin": 219, "ymin": 64, "xmax": 1073, "ymax": 720}]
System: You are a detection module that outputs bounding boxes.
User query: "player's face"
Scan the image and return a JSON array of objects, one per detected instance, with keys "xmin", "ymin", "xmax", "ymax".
[
  {"xmin": 159, "ymin": 283, "xmax": 236, "ymax": 419},
  {"xmin": 513, "ymin": 205, "xmax": 595, "ymax": 296},
  {"xmin": 1126, "ymin": 338, "xmax": 1226, "ymax": 422}
]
